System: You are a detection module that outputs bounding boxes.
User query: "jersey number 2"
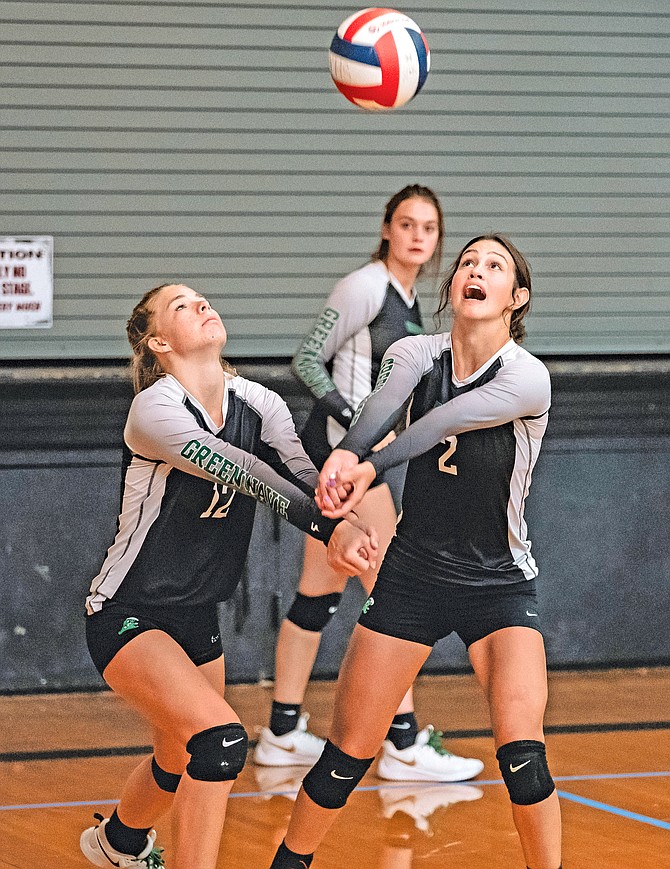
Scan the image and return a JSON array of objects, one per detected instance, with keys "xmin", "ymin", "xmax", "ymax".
[
  {"xmin": 201, "ymin": 483, "xmax": 235, "ymax": 519},
  {"xmin": 438, "ymin": 436, "xmax": 458, "ymax": 476}
]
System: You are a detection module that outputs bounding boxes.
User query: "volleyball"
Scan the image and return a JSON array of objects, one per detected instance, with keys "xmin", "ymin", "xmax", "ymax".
[{"xmin": 328, "ymin": 8, "xmax": 430, "ymax": 111}]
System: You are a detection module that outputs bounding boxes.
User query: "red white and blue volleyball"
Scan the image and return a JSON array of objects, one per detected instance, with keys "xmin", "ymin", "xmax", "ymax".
[{"xmin": 328, "ymin": 8, "xmax": 430, "ymax": 111}]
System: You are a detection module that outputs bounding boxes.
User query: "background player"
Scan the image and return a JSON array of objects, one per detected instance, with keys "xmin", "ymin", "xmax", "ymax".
[
  {"xmin": 254, "ymin": 185, "xmax": 483, "ymax": 783},
  {"xmin": 269, "ymin": 235, "xmax": 562, "ymax": 869},
  {"xmin": 80, "ymin": 284, "xmax": 376, "ymax": 869}
]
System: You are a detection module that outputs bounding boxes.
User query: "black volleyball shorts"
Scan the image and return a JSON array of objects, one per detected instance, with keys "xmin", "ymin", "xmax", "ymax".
[
  {"xmin": 359, "ymin": 547, "xmax": 543, "ymax": 648},
  {"xmin": 86, "ymin": 599, "xmax": 224, "ymax": 676}
]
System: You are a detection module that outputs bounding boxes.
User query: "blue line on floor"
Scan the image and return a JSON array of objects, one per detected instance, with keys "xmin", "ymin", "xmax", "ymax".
[
  {"xmin": 3, "ymin": 771, "xmax": 669, "ymax": 812},
  {"xmin": 555, "ymin": 771, "xmax": 670, "ymax": 782},
  {"xmin": 557, "ymin": 789, "xmax": 670, "ymax": 830},
  {"xmin": 1, "ymin": 798, "xmax": 120, "ymax": 811}
]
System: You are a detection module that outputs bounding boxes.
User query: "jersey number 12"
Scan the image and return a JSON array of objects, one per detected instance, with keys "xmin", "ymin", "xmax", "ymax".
[{"xmin": 200, "ymin": 483, "xmax": 236, "ymax": 519}]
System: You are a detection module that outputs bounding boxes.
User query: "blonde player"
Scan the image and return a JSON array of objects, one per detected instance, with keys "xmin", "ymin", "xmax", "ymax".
[{"xmin": 80, "ymin": 284, "xmax": 376, "ymax": 869}]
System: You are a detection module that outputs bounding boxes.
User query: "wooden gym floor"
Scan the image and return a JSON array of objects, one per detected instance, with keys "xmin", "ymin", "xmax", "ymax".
[{"xmin": 1, "ymin": 667, "xmax": 668, "ymax": 868}]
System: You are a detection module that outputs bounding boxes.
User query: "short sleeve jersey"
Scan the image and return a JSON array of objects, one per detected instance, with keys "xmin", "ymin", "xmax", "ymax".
[
  {"xmin": 86, "ymin": 373, "xmax": 336, "ymax": 613},
  {"xmin": 339, "ymin": 334, "xmax": 551, "ymax": 585},
  {"xmin": 292, "ymin": 260, "xmax": 423, "ymax": 448}
]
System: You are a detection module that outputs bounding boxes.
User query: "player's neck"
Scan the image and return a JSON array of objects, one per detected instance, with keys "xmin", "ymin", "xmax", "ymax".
[
  {"xmin": 385, "ymin": 259, "xmax": 418, "ymax": 296},
  {"xmin": 450, "ymin": 321, "xmax": 512, "ymax": 380},
  {"xmin": 167, "ymin": 356, "xmax": 226, "ymax": 426}
]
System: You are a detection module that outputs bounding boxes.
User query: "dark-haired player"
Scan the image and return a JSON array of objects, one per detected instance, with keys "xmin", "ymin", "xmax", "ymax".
[
  {"xmin": 255, "ymin": 186, "xmax": 482, "ymax": 784},
  {"xmin": 270, "ymin": 235, "xmax": 562, "ymax": 869}
]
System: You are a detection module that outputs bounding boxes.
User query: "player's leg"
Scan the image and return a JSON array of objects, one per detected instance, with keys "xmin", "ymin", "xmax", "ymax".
[
  {"xmin": 353, "ymin": 486, "xmax": 426, "ymax": 768},
  {"xmin": 100, "ymin": 725, "xmax": 182, "ymax": 848},
  {"xmin": 91, "ymin": 679, "xmax": 222, "ymax": 867},
  {"xmin": 273, "ymin": 534, "xmax": 345, "ymax": 706},
  {"xmin": 101, "ymin": 631, "xmax": 245, "ymax": 869},
  {"xmin": 272, "ymin": 624, "xmax": 432, "ymax": 866},
  {"xmin": 310, "ymin": 482, "xmax": 484, "ymax": 781},
  {"xmin": 257, "ymin": 413, "xmax": 341, "ymax": 761},
  {"xmin": 361, "ymin": 481, "xmax": 482, "ymax": 783},
  {"xmin": 255, "ymin": 482, "xmax": 399, "ymax": 767},
  {"xmin": 469, "ymin": 626, "xmax": 561, "ymax": 869},
  {"xmin": 80, "ymin": 740, "xmax": 171, "ymax": 869},
  {"xmin": 169, "ymin": 653, "xmax": 240, "ymax": 869},
  {"xmin": 254, "ymin": 533, "xmax": 346, "ymax": 765}
]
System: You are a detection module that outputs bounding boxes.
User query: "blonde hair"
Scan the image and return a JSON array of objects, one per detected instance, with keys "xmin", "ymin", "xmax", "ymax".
[{"xmin": 126, "ymin": 284, "xmax": 235, "ymax": 394}]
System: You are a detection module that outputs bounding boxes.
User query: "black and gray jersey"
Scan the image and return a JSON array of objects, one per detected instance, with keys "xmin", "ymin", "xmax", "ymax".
[
  {"xmin": 339, "ymin": 334, "xmax": 551, "ymax": 585},
  {"xmin": 86, "ymin": 374, "xmax": 336, "ymax": 613},
  {"xmin": 292, "ymin": 260, "xmax": 423, "ymax": 447}
]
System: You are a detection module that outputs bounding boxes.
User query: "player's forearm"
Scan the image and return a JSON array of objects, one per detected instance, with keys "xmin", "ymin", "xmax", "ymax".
[
  {"xmin": 291, "ymin": 308, "xmax": 341, "ymax": 400},
  {"xmin": 367, "ymin": 377, "xmax": 549, "ymax": 476},
  {"xmin": 292, "ymin": 352, "xmax": 354, "ymax": 428}
]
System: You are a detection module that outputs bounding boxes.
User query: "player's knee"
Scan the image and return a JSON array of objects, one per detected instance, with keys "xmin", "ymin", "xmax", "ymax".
[
  {"xmin": 151, "ymin": 755, "xmax": 182, "ymax": 793},
  {"xmin": 302, "ymin": 739, "xmax": 374, "ymax": 809},
  {"xmin": 286, "ymin": 592, "xmax": 342, "ymax": 632},
  {"xmin": 496, "ymin": 740, "xmax": 555, "ymax": 805},
  {"xmin": 186, "ymin": 723, "xmax": 248, "ymax": 782}
]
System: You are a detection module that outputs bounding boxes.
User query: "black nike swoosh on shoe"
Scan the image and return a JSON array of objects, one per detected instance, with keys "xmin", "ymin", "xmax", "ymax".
[{"xmin": 96, "ymin": 832, "xmax": 121, "ymax": 867}]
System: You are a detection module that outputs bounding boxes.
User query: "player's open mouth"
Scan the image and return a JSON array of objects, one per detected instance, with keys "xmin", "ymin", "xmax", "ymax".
[{"xmin": 464, "ymin": 284, "xmax": 486, "ymax": 300}]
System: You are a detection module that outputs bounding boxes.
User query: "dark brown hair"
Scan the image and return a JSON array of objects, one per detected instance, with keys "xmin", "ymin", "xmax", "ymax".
[
  {"xmin": 126, "ymin": 283, "xmax": 235, "ymax": 394},
  {"xmin": 371, "ymin": 184, "xmax": 445, "ymax": 278},
  {"xmin": 435, "ymin": 234, "xmax": 532, "ymax": 343}
]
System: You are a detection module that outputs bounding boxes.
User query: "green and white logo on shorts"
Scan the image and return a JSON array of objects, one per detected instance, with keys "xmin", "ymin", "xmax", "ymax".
[
  {"xmin": 361, "ymin": 596, "xmax": 375, "ymax": 615},
  {"xmin": 118, "ymin": 617, "xmax": 140, "ymax": 636}
]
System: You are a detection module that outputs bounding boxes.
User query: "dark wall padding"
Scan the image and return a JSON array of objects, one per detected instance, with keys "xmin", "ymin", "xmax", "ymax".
[{"xmin": 0, "ymin": 358, "xmax": 668, "ymax": 692}]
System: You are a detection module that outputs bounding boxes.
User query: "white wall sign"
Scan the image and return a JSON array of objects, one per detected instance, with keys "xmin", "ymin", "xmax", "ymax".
[{"xmin": 0, "ymin": 236, "xmax": 54, "ymax": 329}]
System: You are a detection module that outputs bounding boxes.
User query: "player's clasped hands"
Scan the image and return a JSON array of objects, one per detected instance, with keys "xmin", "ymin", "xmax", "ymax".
[
  {"xmin": 316, "ymin": 448, "xmax": 378, "ymax": 518},
  {"xmin": 326, "ymin": 514, "xmax": 379, "ymax": 575}
]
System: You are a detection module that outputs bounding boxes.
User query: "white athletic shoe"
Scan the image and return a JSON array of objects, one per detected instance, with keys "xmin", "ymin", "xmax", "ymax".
[
  {"xmin": 377, "ymin": 726, "xmax": 484, "ymax": 782},
  {"xmin": 80, "ymin": 815, "xmax": 164, "ymax": 867},
  {"xmin": 378, "ymin": 783, "xmax": 484, "ymax": 832},
  {"xmin": 254, "ymin": 764, "xmax": 307, "ymax": 800},
  {"xmin": 253, "ymin": 713, "xmax": 325, "ymax": 767}
]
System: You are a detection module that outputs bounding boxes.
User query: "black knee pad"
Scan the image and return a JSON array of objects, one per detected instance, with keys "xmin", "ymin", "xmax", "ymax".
[
  {"xmin": 496, "ymin": 740, "xmax": 555, "ymax": 806},
  {"xmin": 151, "ymin": 755, "xmax": 182, "ymax": 793},
  {"xmin": 286, "ymin": 592, "xmax": 342, "ymax": 632},
  {"xmin": 302, "ymin": 739, "xmax": 374, "ymax": 809},
  {"xmin": 186, "ymin": 723, "xmax": 248, "ymax": 782}
]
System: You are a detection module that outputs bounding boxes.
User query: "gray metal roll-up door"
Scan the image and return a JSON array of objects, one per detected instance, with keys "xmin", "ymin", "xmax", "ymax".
[{"xmin": 1, "ymin": 0, "xmax": 668, "ymax": 359}]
